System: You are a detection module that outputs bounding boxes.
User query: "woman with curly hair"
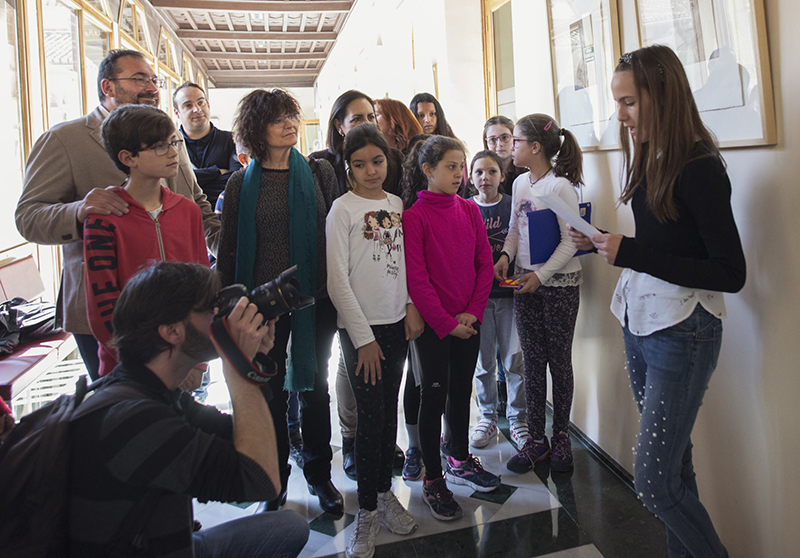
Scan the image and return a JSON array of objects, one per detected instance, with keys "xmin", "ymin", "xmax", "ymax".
[{"xmin": 217, "ymin": 88, "xmax": 344, "ymax": 515}]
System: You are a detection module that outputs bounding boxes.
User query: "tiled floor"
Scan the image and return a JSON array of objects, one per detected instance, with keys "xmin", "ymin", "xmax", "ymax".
[{"xmin": 197, "ymin": 347, "xmax": 668, "ymax": 558}]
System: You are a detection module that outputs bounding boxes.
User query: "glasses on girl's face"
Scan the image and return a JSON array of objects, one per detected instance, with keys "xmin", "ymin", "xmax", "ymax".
[
  {"xmin": 270, "ymin": 113, "xmax": 301, "ymax": 126},
  {"xmin": 486, "ymin": 134, "xmax": 512, "ymax": 145},
  {"xmin": 141, "ymin": 139, "xmax": 184, "ymax": 156},
  {"xmin": 511, "ymin": 137, "xmax": 529, "ymax": 147}
]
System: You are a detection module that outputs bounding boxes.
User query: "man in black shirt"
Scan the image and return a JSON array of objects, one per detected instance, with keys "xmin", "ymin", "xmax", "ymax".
[
  {"xmin": 173, "ymin": 83, "xmax": 242, "ymax": 209},
  {"xmin": 68, "ymin": 262, "xmax": 308, "ymax": 558}
]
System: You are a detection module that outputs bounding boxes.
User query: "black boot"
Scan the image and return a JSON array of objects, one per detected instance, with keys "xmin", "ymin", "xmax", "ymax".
[
  {"xmin": 308, "ymin": 480, "xmax": 344, "ymax": 515},
  {"xmin": 342, "ymin": 436, "xmax": 357, "ymax": 481}
]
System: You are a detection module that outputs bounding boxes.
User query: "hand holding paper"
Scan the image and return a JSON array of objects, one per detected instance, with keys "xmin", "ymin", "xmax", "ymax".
[{"xmin": 537, "ymin": 192, "xmax": 600, "ymax": 237}]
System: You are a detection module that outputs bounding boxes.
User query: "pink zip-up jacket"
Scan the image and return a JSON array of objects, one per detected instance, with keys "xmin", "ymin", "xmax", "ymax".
[{"xmin": 404, "ymin": 190, "xmax": 494, "ymax": 338}]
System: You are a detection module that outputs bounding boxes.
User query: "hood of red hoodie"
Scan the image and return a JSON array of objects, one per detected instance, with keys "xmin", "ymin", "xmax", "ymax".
[{"xmin": 117, "ymin": 185, "xmax": 183, "ymax": 212}]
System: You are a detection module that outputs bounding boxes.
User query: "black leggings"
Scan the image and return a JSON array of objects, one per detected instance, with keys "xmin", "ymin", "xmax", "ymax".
[
  {"xmin": 414, "ymin": 324, "xmax": 481, "ymax": 480},
  {"xmin": 340, "ymin": 320, "xmax": 408, "ymax": 510}
]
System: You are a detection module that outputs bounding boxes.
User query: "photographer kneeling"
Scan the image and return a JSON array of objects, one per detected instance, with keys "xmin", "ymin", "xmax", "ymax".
[{"xmin": 68, "ymin": 262, "xmax": 309, "ymax": 557}]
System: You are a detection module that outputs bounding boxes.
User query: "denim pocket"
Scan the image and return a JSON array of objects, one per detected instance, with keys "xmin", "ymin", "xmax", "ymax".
[{"xmin": 662, "ymin": 304, "xmax": 722, "ymax": 340}]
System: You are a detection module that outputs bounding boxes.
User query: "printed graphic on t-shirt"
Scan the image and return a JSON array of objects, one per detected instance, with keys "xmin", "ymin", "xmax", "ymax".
[
  {"xmin": 361, "ymin": 209, "xmax": 403, "ymax": 278},
  {"xmin": 483, "ymin": 215, "xmax": 509, "ymax": 255},
  {"xmin": 515, "ymin": 199, "xmax": 537, "ymax": 229}
]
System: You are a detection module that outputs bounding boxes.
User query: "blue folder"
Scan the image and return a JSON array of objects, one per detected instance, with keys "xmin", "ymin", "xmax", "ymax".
[{"xmin": 527, "ymin": 202, "xmax": 592, "ymax": 265}]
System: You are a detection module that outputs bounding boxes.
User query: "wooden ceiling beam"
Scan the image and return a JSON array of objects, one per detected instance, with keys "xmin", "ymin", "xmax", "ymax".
[
  {"xmin": 194, "ymin": 51, "xmax": 324, "ymax": 61},
  {"xmin": 208, "ymin": 68, "xmax": 318, "ymax": 77},
  {"xmin": 212, "ymin": 78, "xmax": 316, "ymax": 88},
  {"xmin": 151, "ymin": 1, "xmax": 352, "ymax": 12},
  {"xmin": 176, "ymin": 29, "xmax": 336, "ymax": 40}
]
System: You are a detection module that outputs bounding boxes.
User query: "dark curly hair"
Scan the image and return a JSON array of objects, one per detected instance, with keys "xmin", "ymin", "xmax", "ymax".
[
  {"xmin": 232, "ymin": 89, "xmax": 302, "ymax": 163},
  {"xmin": 401, "ymin": 135, "xmax": 465, "ymax": 209}
]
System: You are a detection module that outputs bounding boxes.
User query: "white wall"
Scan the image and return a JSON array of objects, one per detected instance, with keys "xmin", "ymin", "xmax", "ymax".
[
  {"xmin": 318, "ymin": 0, "xmax": 800, "ymax": 554},
  {"xmin": 512, "ymin": 0, "xmax": 800, "ymax": 556},
  {"xmin": 314, "ymin": 0, "xmax": 486, "ymax": 155}
]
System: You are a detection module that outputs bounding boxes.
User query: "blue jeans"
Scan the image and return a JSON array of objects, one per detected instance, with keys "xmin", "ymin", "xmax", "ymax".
[
  {"xmin": 193, "ymin": 510, "xmax": 309, "ymax": 558},
  {"xmin": 623, "ymin": 304, "xmax": 728, "ymax": 558}
]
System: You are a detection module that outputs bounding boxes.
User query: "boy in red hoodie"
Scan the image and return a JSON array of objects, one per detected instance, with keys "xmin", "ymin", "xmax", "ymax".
[{"xmin": 84, "ymin": 105, "xmax": 209, "ymax": 376}]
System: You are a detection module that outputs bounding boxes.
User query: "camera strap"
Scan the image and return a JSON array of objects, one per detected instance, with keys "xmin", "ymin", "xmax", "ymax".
[{"xmin": 210, "ymin": 317, "xmax": 277, "ymax": 396}]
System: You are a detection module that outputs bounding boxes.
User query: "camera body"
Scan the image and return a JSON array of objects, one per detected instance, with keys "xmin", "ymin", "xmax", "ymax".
[{"xmin": 215, "ymin": 265, "xmax": 315, "ymax": 322}]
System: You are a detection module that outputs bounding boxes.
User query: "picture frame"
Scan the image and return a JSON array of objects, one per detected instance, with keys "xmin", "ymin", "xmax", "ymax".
[
  {"xmin": 546, "ymin": 0, "xmax": 623, "ymax": 151},
  {"xmin": 634, "ymin": 0, "xmax": 776, "ymax": 147}
]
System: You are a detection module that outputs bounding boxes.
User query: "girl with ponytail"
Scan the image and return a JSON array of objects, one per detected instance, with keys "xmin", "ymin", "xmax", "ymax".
[{"xmin": 495, "ymin": 113, "xmax": 584, "ymax": 474}]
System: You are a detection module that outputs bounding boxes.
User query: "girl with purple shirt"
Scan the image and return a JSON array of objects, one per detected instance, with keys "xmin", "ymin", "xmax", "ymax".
[{"xmin": 402, "ymin": 136, "xmax": 498, "ymax": 521}]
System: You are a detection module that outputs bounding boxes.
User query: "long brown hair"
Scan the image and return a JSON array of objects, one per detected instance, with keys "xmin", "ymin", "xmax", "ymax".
[
  {"xmin": 516, "ymin": 113, "xmax": 583, "ymax": 186},
  {"xmin": 374, "ymin": 98, "xmax": 423, "ymax": 152},
  {"xmin": 616, "ymin": 45, "xmax": 722, "ymax": 222}
]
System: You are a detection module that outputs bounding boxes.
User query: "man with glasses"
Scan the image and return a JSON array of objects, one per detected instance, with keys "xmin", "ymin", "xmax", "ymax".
[
  {"xmin": 173, "ymin": 82, "xmax": 241, "ymax": 210},
  {"xmin": 16, "ymin": 49, "xmax": 219, "ymax": 380}
]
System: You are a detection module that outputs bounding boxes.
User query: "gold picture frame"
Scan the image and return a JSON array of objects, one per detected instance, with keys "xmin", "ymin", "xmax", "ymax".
[
  {"xmin": 634, "ymin": 0, "xmax": 776, "ymax": 147},
  {"xmin": 547, "ymin": 0, "xmax": 623, "ymax": 151}
]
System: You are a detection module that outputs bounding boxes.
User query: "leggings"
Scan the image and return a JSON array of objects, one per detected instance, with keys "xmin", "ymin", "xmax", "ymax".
[
  {"xmin": 514, "ymin": 285, "xmax": 579, "ymax": 440},
  {"xmin": 339, "ymin": 320, "xmax": 408, "ymax": 510},
  {"xmin": 414, "ymin": 324, "xmax": 481, "ymax": 480}
]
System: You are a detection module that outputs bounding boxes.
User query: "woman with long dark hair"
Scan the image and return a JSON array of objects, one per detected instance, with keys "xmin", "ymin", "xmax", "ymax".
[
  {"xmin": 409, "ymin": 93, "xmax": 456, "ymax": 137},
  {"xmin": 310, "ymin": 89, "xmax": 403, "ymax": 196},
  {"xmin": 217, "ymin": 88, "xmax": 344, "ymax": 515},
  {"xmin": 570, "ymin": 45, "xmax": 746, "ymax": 557}
]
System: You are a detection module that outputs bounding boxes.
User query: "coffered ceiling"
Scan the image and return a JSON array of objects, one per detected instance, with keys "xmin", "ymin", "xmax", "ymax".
[{"xmin": 152, "ymin": 0, "xmax": 355, "ymax": 87}]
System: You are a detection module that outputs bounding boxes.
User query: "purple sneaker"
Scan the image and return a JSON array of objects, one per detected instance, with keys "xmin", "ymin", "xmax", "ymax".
[
  {"xmin": 550, "ymin": 432, "xmax": 574, "ymax": 472},
  {"xmin": 506, "ymin": 438, "xmax": 550, "ymax": 473}
]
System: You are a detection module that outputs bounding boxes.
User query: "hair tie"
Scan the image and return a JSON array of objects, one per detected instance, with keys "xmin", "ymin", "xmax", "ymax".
[
  {"xmin": 543, "ymin": 120, "xmax": 553, "ymax": 131},
  {"xmin": 559, "ymin": 128, "xmax": 565, "ymax": 137}
]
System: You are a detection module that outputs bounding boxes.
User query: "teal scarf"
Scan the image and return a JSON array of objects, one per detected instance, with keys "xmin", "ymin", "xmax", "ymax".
[{"xmin": 235, "ymin": 148, "xmax": 318, "ymax": 391}]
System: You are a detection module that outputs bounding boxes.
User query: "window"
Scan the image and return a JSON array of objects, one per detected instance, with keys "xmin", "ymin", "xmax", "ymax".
[
  {"xmin": 41, "ymin": 0, "xmax": 82, "ymax": 128},
  {"xmin": 1, "ymin": 0, "xmax": 26, "ymax": 251},
  {"xmin": 118, "ymin": 0, "xmax": 152, "ymax": 54},
  {"xmin": 482, "ymin": 0, "xmax": 516, "ymax": 118},
  {"xmin": 82, "ymin": 17, "xmax": 111, "ymax": 109}
]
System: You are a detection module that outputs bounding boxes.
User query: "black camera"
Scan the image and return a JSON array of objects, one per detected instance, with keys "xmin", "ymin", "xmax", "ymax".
[{"xmin": 215, "ymin": 265, "xmax": 315, "ymax": 323}]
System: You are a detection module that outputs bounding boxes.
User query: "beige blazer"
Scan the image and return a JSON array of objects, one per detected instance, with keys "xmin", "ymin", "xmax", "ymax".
[{"xmin": 15, "ymin": 106, "xmax": 221, "ymax": 335}]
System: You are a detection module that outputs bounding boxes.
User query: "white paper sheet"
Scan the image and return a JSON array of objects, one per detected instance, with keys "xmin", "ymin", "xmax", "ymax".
[{"xmin": 537, "ymin": 192, "xmax": 601, "ymax": 237}]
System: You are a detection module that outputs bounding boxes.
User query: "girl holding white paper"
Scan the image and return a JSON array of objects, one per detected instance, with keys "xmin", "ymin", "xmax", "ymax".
[
  {"xmin": 495, "ymin": 113, "xmax": 584, "ymax": 474},
  {"xmin": 569, "ymin": 45, "xmax": 745, "ymax": 558}
]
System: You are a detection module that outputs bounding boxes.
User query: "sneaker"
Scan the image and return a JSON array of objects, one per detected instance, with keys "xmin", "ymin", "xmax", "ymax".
[
  {"xmin": 445, "ymin": 454, "xmax": 500, "ymax": 492},
  {"xmin": 377, "ymin": 490, "xmax": 417, "ymax": 534},
  {"xmin": 422, "ymin": 477, "xmax": 462, "ymax": 521},
  {"xmin": 402, "ymin": 447, "xmax": 424, "ymax": 481},
  {"xmin": 509, "ymin": 421, "xmax": 532, "ymax": 451},
  {"xmin": 550, "ymin": 432, "xmax": 574, "ymax": 472},
  {"xmin": 506, "ymin": 438, "xmax": 550, "ymax": 473},
  {"xmin": 346, "ymin": 508, "xmax": 380, "ymax": 558},
  {"xmin": 469, "ymin": 418, "xmax": 498, "ymax": 448}
]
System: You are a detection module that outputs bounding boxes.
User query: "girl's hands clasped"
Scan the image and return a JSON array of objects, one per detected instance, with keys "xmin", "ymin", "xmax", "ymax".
[
  {"xmin": 356, "ymin": 340, "xmax": 385, "ymax": 385},
  {"xmin": 449, "ymin": 313, "xmax": 478, "ymax": 339}
]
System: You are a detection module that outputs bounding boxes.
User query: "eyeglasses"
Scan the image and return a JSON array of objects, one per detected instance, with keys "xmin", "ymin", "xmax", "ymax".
[
  {"xmin": 141, "ymin": 139, "xmax": 184, "ymax": 156},
  {"xmin": 486, "ymin": 134, "xmax": 512, "ymax": 145},
  {"xmin": 270, "ymin": 113, "xmax": 301, "ymax": 126},
  {"xmin": 511, "ymin": 136, "xmax": 530, "ymax": 146},
  {"xmin": 109, "ymin": 76, "xmax": 165, "ymax": 88}
]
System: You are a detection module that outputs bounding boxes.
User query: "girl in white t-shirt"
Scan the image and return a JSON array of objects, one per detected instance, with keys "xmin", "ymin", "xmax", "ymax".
[
  {"xmin": 326, "ymin": 123, "xmax": 424, "ymax": 558},
  {"xmin": 495, "ymin": 113, "xmax": 584, "ymax": 474}
]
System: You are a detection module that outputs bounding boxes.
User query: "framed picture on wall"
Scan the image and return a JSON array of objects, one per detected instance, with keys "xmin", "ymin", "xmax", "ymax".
[
  {"xmin": 635, "ymin": 0, "xmax": 776, "ymax": 146},
  {"xmin": 546, "ymin": 0, "xmax": 623, "ymax": 151}
]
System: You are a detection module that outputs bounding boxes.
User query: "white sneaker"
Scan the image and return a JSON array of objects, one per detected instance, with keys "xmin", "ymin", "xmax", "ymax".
[
  {"xmin": 509, "ymin": 421, "xmax": 532, "ymax": 451},
  {"xmin": 377, "ymin": 490, "xmax": 417, "ymax": 534},
  {"xmin": 469, "ymin": 418, "xmax": 498, "ymax": 448},
  {"xmin": 347, "ymin": 509, "xmax": 380, "ymax": 558}
]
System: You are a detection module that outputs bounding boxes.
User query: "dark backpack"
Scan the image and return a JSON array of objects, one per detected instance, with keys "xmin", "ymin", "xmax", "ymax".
[{"xmin": 0, "ymin": 375, "xmax": 145, "ymax": 557}]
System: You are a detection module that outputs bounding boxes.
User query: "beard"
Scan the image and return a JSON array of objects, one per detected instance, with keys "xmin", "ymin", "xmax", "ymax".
[
  {"xmin": 180, "ymin": 319, "xmax": 218, "ymax": 363},
  {"xmin": 114, "ymin": 84, "xmax": 159, "ymax": 107}
]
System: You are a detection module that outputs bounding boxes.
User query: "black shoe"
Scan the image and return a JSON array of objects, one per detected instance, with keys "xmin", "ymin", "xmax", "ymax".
[
  {"xmin": 342, "ymin": 436, "xmax": 357, "ymax": 481},
  {"xmin": 308, "ymin": 480, "xmax": 344, "ymax": 515},
  {"xmin": 256, "ymin": 489, "xmax": 287, "ymax": 513},
  {"xmin": 393, "ymin": 444, "xmax": 405, "ymax": 468}
]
